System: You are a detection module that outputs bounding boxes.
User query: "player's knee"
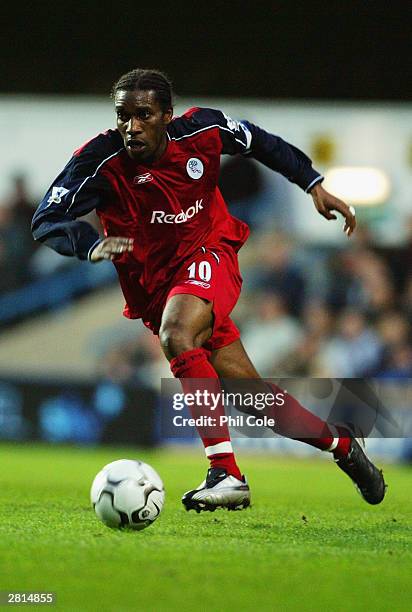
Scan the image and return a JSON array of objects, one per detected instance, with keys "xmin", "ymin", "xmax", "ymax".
[{"xmin": 159, "ymin": 322, "xmax": 196, "ymax": 360}]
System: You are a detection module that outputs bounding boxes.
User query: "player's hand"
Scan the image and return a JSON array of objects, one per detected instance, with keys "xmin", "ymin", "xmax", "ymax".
[
  {"xmin": 310, "ymin": 182, "xmax": 356, "ymax": 237},
  {"xmin": 90, "ymin": 237, "xmax": 134, "ymax": 262}
]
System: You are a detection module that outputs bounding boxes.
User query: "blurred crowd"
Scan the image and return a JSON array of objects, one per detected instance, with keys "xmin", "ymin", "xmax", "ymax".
[
  {"xmin": 0, "ymin": 175, "xmax": 102, "ymax": 292},
  {"xmin": 1, "ymin": 174, "xmax": 411, "ymax": 383},
  {"xmin": 0, "ymin": 175, "xmax": 37, "ymax": 292},
  {"xmin": 237, "ymin": 229, "xmax": 412, "ymax": 379}
]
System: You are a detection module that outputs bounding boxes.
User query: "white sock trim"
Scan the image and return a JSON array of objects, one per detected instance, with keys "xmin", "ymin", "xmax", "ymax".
[
  {"xmin": 325, "ymin": 425, "xmax": 340, "ymax": 451},
  {"xmin": 205, "ymin": 441, "xmax": 233, "ymax": 457},
  {"xmin": 325, "ymin": 437, "xmax": 339, "ymax": 452}
]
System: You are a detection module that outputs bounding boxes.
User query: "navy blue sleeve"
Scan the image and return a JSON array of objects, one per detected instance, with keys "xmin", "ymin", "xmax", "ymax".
[
  {"xmin": 183, "ymin": 108, "xmax": 323, "ymax": 192},
  {"xmin": 32, "ymin": 133, "xmax": 123, "ymax": 260},
  {"xmin": 240, "ymin": 120, "xmax": 323, "ymax": 192}
]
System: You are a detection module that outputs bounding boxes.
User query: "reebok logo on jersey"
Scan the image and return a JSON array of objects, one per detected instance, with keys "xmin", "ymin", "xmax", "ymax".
[
  {"xmin": 185, "ymin": 279, "xmax": 211, "ymax": 289},
  {"xmin": 186, "ymin": 158, "xmax": 204, "ymax": 179},
  {"xmin": 150, "ymin": 199, "xmax": 204, "ymax": 224},
  {"xmin": 134, "ymin": 172, "xmax": 153, "ymax": 184}
]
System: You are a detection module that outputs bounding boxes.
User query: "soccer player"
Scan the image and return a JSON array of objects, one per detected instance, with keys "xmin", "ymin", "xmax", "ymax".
[{"xmin": 32, "ymin": 69, "xmax": 386, "ymax": 512}]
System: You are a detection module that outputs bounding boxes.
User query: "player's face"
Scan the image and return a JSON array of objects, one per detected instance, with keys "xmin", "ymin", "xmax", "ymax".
[{"xmin": 115, "ymin": 89, "xmax": 173, "ymax": 163}]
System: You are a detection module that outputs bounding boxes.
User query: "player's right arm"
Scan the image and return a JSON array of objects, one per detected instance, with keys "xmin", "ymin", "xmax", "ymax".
[{"xmin": 32, "ymin": 134, "xmax": 133, "ymax": 262}]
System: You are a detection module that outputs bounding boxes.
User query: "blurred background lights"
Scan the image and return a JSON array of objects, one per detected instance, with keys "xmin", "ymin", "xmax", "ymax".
[
  {"xmin": 310, "ymin": 135, "xmax": 336, "ymax": 165},
  {"xmin": 323, "ymin": 167, "xmax": 391, "ymax": 206}
]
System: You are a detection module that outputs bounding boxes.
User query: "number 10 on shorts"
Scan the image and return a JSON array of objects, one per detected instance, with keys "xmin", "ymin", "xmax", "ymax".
[{"xmin": 187, "ymin": 260, "xmax": 212, "ymax": 282}]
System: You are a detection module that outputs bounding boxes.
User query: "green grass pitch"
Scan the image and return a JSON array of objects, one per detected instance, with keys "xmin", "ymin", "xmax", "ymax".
[{"xmin": 1, "ymin": 443, "xmax": 411, "ymax": 611}]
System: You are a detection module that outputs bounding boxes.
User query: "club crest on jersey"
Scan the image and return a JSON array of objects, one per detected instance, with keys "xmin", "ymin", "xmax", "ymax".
[
  {"xmin": 186, "ymin": 158, "xmax": 204, "ymax": 180},
  {"xmin": 134, "ymin": 172, "xmax": 153, "ymax": 184}
]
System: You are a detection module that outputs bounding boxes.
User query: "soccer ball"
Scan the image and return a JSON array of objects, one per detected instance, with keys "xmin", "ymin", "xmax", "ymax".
[{"xmin": 90, "ymin": 459, "xmax": 165, "ymax": 530}]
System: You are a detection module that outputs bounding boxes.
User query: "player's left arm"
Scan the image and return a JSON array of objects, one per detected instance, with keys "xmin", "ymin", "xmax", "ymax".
[
  {"xmin": 239, "ymin": 119, "xmax": 356, "ymax": 236},
  {"xmin": 201, "ymin": 109, "xmax": 356, "ymax": 236}
]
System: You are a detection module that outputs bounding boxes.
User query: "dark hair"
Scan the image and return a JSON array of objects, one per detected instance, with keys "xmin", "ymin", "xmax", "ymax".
[{"xmin": 111, "ymin": 68, "xmax": 173, "ymax": 111}]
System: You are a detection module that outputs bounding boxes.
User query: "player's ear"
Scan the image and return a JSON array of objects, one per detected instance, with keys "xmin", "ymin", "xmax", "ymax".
[{"xmin": 163, "ymin": 107, "xmax": 173, "ymax": 125}]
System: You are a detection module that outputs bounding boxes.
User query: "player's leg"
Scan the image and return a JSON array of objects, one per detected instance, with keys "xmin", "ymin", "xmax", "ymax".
[
  {"xmin": 210, "ymin": 337, "xmax": 259, "ymax": 378},
  {"xmin": 159, "ymin": 292, "xmax": 213, "ymax": 360},
  {"xmin": 211, "ymin": 338, "xmax": 346, "ymax": 450},
  {"xmin": 211, "ymin": 338, "xmax": 386, "ymax": 504},
  {"xmin": 159, "ymin": 293, "xmax": 249, "ymax": 512}
]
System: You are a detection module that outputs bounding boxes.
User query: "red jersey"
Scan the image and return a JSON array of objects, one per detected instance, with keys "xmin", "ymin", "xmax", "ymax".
[{"xmin": 32, "ymin": 107, "xmax": 322, "ymax": 321}]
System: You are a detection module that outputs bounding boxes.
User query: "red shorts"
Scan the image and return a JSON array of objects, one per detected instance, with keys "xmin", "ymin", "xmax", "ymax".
[{"xmin": 143, "ymin": 246, "xmax": 242, "ymax": 351}]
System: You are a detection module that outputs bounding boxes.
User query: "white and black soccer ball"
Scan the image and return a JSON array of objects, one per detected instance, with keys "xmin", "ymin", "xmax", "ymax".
[{"xmin": 90, "ymin": 459, "xmax": 165, "ymax": 530}]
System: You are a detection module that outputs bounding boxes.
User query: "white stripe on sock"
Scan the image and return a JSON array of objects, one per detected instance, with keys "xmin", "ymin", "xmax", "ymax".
[
  {"xmin": 325, "ymin": 437, "xmax": 339, "ymax": 452},
  {"xmin": 205, "ymin": 441, "xmax": 233, "ymax": 457}
]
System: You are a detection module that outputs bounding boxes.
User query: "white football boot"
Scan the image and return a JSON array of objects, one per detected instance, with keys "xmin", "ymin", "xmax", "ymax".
[{"xmin": 182, "ymin": 467, "xmax": 251, "ymax": 512}]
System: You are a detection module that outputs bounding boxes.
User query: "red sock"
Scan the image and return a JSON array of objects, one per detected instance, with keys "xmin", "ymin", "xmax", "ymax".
[
  {"xmin": 330, "ymin": 426, "xmax": 351, "ymax": 458},
  {"xmin": 170, "ymin": 348, "xmax": 242, "ymax": 479},
  {"xmin": 265, "ymin": 383, "xmax": 351, "ymax": 457}
]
